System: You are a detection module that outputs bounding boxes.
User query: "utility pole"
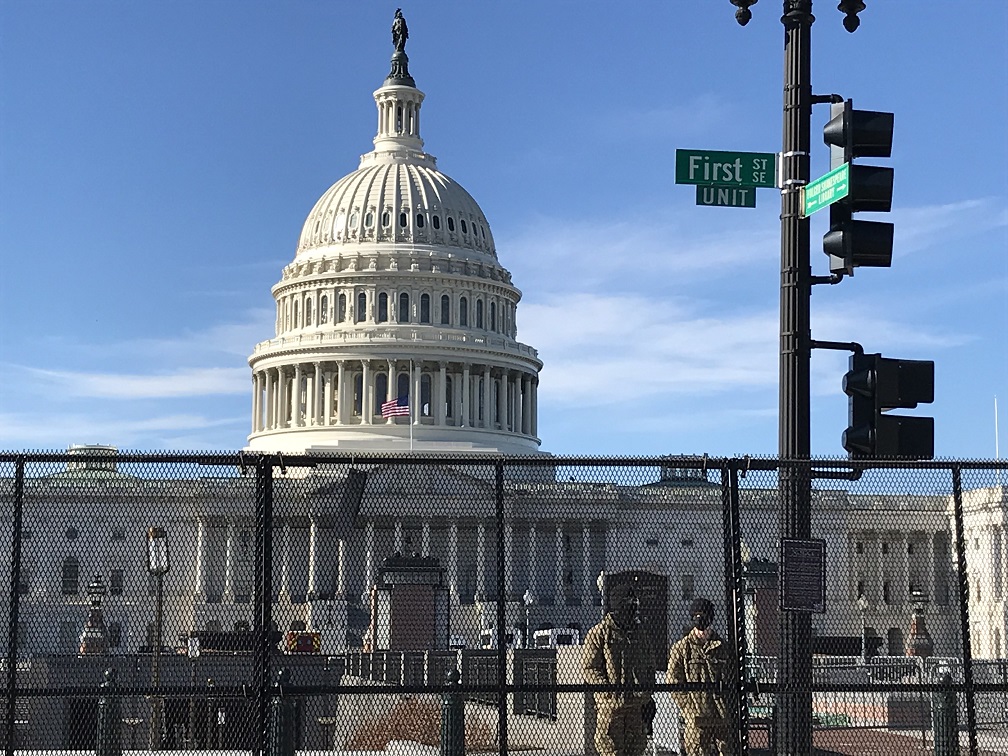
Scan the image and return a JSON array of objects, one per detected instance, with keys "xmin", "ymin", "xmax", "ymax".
[{"xmin": 728, "ymin": 0, "xmax": 867, "ymax": 752}]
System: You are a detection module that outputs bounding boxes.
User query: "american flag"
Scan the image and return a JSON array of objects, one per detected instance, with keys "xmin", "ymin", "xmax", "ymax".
[{"xmin": 381, "ymin": 395, "xmax": 410, "ymax": 418}]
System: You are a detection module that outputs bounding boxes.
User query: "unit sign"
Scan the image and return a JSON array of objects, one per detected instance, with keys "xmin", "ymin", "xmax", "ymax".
[{"xmin": 696, "ymin": 185, "xmax": 757, "ymax": 208}]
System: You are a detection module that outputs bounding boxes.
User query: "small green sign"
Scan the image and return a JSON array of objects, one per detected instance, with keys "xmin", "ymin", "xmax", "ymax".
[
  {"xmin": 802, "ymin": 162, "xmax": 849, "ymax": 217},
  {"xmin": 675, "ymin": 149, "xmax": 776, "ymax": 188},
  {"xmin": 696, "ymin": 185, "xmax": 757, "ymax": 208}
]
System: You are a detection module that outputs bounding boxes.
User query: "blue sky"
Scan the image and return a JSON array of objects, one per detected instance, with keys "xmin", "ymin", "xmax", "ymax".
[{"xmin": 1, "ymin": 2, "xmax": 1005, "ymax": 458}]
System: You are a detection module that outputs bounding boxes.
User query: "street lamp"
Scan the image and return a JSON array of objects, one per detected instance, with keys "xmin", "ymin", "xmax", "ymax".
[
  {"xmin": 857, "ymin": 594, "xmax": 869, "ymax": 664},
  {"xmin": 146, "ymin": 527, "xmax": 170, "ymax": 751},
  {"xmin": 522, "ymin": 590, "xmax": 536, "ymax": 649}
]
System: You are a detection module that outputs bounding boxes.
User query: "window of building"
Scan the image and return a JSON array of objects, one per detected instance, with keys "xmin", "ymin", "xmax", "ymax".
[
  {"xmin": 398, "ymin": 292, "xmax": 410, "ymax": 323},
  {"xmin": 490, "ymin": 302, "xmax": 496, "ymax": 332},
  {"xmin": 320, "ymin": 295, "xmax": 329, "ymax": 324},
  {"xmin": 856, "ymin": 581, "xmax": 865, "ymax": 598},
  {"xmin": 399, "ymin": 212, "xmax": 408, "ymax": 228},
  {"xmin": 415, "ymin": 213, "xmax": 424, "ymax": 228},
  {"xmin": 907, "ymin": 543, "xmax": 914, "ymax": 555},
  {"xmin": 881, "ymin": 542, "xmax": 889, "ymax": 555},
  {"xmin": 421, "ymin": 374, "xmax": 431, "ymax": 417},
  {"xmin": 432, "ymin": 215, "xmax": 441, "ymax": 230},
  {"xmin": 350, "ymin": 211, "xmax": 359, "ymax": 227},
  {"xmin": 440, "ymin": 294, "xmax": 450, "ymax": 325},
  {"xmin": 397, "ymin": 373, "xmax": 410, "ymax": 402},
  {"xmin": 365, "ymin": 211, "xmax": 374, "ymax": 228},
  {"xmin": 17, "ymin": 573, "xmax": 29, "ymax": 596},
  {"xmin": 353, "ymin": 374, "xmax": 363, "ymax": 416},
  {"xmin": 476, "ymin": 300, "xmax": 484, "ymax": 329},
  {"xmin": 61, "ymin": 556, "xmax": 80, "ymax": 596},
  {"xmin": 420, "ymin": 293, "xmax": 430, "ymax": 324},
  {"xmin": 447, "ymin": 216, "xmax": 455, "ymax": 233},
  {"xmin": 108, "ymin": 621, "xmax": 122, "ymax": 649},
  {"xmin": 375, "ymin": 373, "xmax": 388, "ymax": 415},
  {"xmin": 293, "ymin": 300, "xmax": 299, "ymax": 328},
  {"xmin": 459, "ymin": 296, "xmax": 468, "ymax": 326},
  {"xmin": 356, "ymin": 292, "xmax": 366, "ymax": 323},
  {"xmin": 338, "ymin": 293, "xmax": 346, "ymax": 322},
  {"xmin": 855, "ymin": 541, "xmax": 863, "ymax": 554},
  {"xmin": 882, "ymin": 582, "xmax": 891, "ymax": 604},
  {"xmin": 445, "ymin": 377, "xmax": 453, "ymax": 419},
  {"xmin": 682, "ymin": 574, "xmax": 695, "ymax": 601},
  {"xmin": 109, "ymin": 568, "xmax": 124, "ymax": 596},
  {"xmin": 461, "ymin": 219, "xmax": 468, "ymax": 234},
  {"xmin": 305, "ymin": 298, "xmax": 313, "ymax": 326},
  {"xmin": 378, "ymin": 292, "xmax": 388, "ymax": 323}
]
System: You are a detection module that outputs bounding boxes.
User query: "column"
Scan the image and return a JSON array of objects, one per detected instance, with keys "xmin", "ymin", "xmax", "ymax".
[
  {"xmin": 555, "ymin": 523, "xmax": 565, "ymax": 606},
  {"xmin": 528, "ymin": 522, "xmax": 538, "ymax": 597},
  {"xmin": 277, "ymin": 367, "xmax": 286, "ymax": 427},
  {"xmin": 307, "ymin": 518, "xmax": 317, "ymax": 600},
  {"xmin": 461, "ymin": 365, "xmax": 471, "ymax": 427},
  {"xmin": 362, "ymin": 361, "xmax": 372, "ymax": 424},
  {"xmin": 476, "ymin": 521, "xmax": 486, "ymax": 602},
  {"xmin": 504, "ymin": 520, "xmax": 514, "ymax": 601},
  {"xmin": 223, "ymin": 520, "xmax": 235, "ymax": 601},
  {"xmin": 422, "ymin": 520, "xmax": 431, "ymax": 557},
  {"xmin": 482, "ymin": 366, "xmax": 491, "ymax": 428},
  {"xmin": 385, "ymin": 359, "xmax": 396, "ymax": 423},
  {"xmin": 265, "ymin": 370, "xmax": 275, "ymax": 429},
  {"xmin": 337, "ymin": 361, "xmax": 347, "ymax": 425},
  {"xmin": 292, "ymin": 364, "xmax": 303, "ymax": 427},
  {"xmin": 514, "ymin": 374, "xmax": 524, "ymax": 435},
  {"xmin": 925, "ymin": 532, "xmax": 936, "ymax": 604},
  {"xmin": 251, "ymin": 374, "xmax": 259, "ymax": 434},
  {"xmin": 313, "ymin": 363, "xmax": 322, "ymax": 425},
  {"xmin": 437, "ymin": 363, "xmax": 447, "ymax": 426},
  {"xmin": 902, "ymin": 532, "xmax": 911, "ymax": 605},
  {"xmin": 194, "ymin": 518, "xmax": 206, "ymax": 599},
  {"xmin": 323, "ymin": 367, "xmax": 333, "ymax": 426},
  {"xmin": 530, "ymin": 379, "xmax": 538, "ymax": 437},
  {"xmin": 875, "ymin": 534, "xmax": 885, "ymax": 604},
  {"xmin": 496, "ymin": 371, "xmax": 506, "ymax": 430},
  {"xmin": 363, "ymin": 520, "xmax": 375, "ymax": 605},
  {"xmin": 448, "ymin": 520, "xmax": 459, "ymax": 602},
  {"xmin": 582, "ymin": 522, "xmax": 592, "ymax": 606}
]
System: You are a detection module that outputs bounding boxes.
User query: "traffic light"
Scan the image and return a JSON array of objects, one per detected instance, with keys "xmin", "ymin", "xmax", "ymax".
[
  {"xmin": 842, "ymin": 352, "xmax": 935, "ymax": 459},
  {"xmin": 822, "ymin": 100, "xmax": 895, "ymax": 275}
]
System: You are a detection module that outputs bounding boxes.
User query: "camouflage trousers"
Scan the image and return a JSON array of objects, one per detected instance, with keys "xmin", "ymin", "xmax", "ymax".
[
  {"xmin": 595, "ymin": 701, "xmax": 648, "ymax": 756},
  {"xmin": 682, "ymin": 718, "xmax": 737, "ymax": 756}
]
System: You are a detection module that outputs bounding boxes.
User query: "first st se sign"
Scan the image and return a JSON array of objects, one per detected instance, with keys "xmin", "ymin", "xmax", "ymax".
[{"xmin": 675, "ymin": 149, "xmax": 776, "ymax": 208}]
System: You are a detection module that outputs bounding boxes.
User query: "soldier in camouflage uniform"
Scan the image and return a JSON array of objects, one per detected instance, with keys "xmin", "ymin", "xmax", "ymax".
[
  {"xmin": 666, "ymin": 597, "xmax": 737, "ymax": 756},
  {"xmin": 583, "ymin": 590, "xmax": 656, "ymax": 756}
]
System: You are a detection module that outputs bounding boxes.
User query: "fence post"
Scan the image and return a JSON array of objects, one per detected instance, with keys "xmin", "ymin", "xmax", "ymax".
[
  {"xmin": 440, "ymin": 668, "xmax": 464, "ymax": 756},
  {"xmin": 95, "ymin": 668, "xmax": 122, "ymax": 756},
  {"xmin": 951, "ymin": 466, "xmax": 979, "ymax": 756},
  {"xmin": 253, "ymin": 454, "xmax": 276, "ymax": 756},
  {"xmin": 268, "ymin": 668, "xmax": 295, "ymax": 756},
  {"xmin": 931, "ymin": 672, "xmax": 958, "ymax": 756},
  {"xmin": 4, "ymin": 457, "xmax": 25, "ymax": 756},
  {"xmin": 722, "ymin": 461, "xmax": 750, "ymax": 755}
]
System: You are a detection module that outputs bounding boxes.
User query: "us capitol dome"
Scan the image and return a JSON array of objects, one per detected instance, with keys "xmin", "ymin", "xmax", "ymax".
[{"xmin": 247, "ymin": 17, "xmax": 542, "ymax": 455}]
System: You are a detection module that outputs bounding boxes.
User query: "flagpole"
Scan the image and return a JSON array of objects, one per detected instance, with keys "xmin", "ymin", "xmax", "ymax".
[
  {"xmin": 410, "ymin": 359, "xmax": 414, "ymax": 452},
  {"xmin": 996, "ymin": 395, "xmax": 1002, "ymax": 486}
]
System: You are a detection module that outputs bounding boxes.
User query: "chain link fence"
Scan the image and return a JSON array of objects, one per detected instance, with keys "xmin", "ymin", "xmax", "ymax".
[{"xmin": 0, "ymin": 450, "xmax": 1004, "ymax": 755}]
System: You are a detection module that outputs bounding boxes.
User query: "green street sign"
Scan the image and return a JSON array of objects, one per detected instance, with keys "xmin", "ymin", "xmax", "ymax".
[
  {"xmin": 696, "ymin": 185, "xmax": 756, "ymax": 208},
  {"xmin": 802, "ymin": 162, "xmax": 849, "ymax": 217},
  {"xmin": 675, "ymin": 149, "xmax": 776, "ymax": 188}
]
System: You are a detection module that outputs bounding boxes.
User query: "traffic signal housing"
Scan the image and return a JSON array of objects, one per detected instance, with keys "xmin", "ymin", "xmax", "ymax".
[
  {"xmin": 842, "ymin": 352, "xmax": 935, "ymax": 460},
  {"xmin": 822, "ymin": 100, "xmax": 895, "ymax": 276}
]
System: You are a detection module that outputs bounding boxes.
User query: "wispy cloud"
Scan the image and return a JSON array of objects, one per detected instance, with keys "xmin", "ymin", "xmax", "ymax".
[{"xmin": 17, "ymin": 366, "xmax": 249, "ymax": 399}]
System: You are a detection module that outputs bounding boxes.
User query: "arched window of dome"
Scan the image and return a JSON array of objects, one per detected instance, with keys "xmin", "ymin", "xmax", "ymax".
[
  {"xmin": 399, "ymin": 212, "xmax": 408, "ymax": 228},
  {"xmin": 397, "ymin": 373, "xmax": 410, "ymax": 404},
  {"xmin": 284, "ymin": 301, "xmax": 290, "ymax": 331},
  {"xmin": 375, "ymin": 373, "xmax": 388, "ymax": 415},
  {"xmin": 337, "ymin": 293, "xmax": 346, "ymax": 323},
  {"xmin": 461, "ymin": 219, "xmax": 468, "ymax": 235},
  {"xmin": 335, "ymin": 211, "xmax": 346, "ymax": 240},
  {"xmin": 396, "ymin": 105, "xmax": 403, "ymax": 133},
  {"xmin": 420, "ymin": 293, "xmax": 430, "ymax": 324},
  {"xmin": 440, "ymin": 295, "xmax": 450, "ymax": 325},
  {"xmin": 293, "ymin": 300, "xmax": 300, "ymax": 328},
  {"xmin": 416, "ymin": 213, "xmax": 425, "ymax": 228},
  {"xmin": 365, "ymin": 211, "xmax": 374, "ymax": 228},
  {"xmin": 459, "ymin": 296, "xmax": 468, "ymax": 327},
  {"xmin": 353, "ymin": 374, "xmax": 363, "ymax": 417},
  {"xmin": 306, "ymin": 298, "xmax": 313, "ymax": 326},
  {"xmin": 377, "ymin": 293, "xmax": 389, "ymax": 323},
  {"xmin": 432, "ymin": 215, "xmax": 441, "ymax": 230},
  {"xmin": 447, "ymin": 216, "xmax": 455, "ymax": 233},
  {"xmin": 381, "ymin": 211, "xmax": 391, "ymax": 228},
  {"xmin": 421, "ymin": 374, "xmax": 432, "ymax": 417},
  {"xmin": 398, "ymin": 292, "xmax": 410, "ymax": 323},
  {"xmin": 356, "ymin": 292, "xmax": 367, "ymax": 323},
  {"xmin": 320, "ymin": 295, "xmax": 329, "ymax": 324},
  {"xmin": 350, "ymin": 210, "xmax": 359, "ymax": 228},
  {"xmin": 445, "ymin": 376, "xmax": 454, "ymax": 419},
  {"xmin": 476, "ymin": 299, "xmax": 484, "ymax": 329},
  {"xmin": 490, "ymin": 301, "xmax": 496, "ymax": 332},
  {"xmin": 481, "ymin": 225, "xmax": 486, "ymax": 240}
]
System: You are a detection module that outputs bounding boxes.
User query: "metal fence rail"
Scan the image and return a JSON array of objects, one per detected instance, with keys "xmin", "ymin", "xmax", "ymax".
[{"xmin": 0, "ymin": 451, "xmax": 1004, "ymax": 755}]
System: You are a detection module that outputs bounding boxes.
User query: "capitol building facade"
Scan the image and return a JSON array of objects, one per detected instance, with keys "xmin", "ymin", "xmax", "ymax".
[{"xmin": 4, "ymin": 17, "xmax": 1006, "ymax": 682}]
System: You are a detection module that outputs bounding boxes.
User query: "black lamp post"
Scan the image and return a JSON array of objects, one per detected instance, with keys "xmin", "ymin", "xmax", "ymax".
[
  {"xmin": 727, "ymin": 1, "xmax": 866, "ymax": 753},
  {"xmin": 146, "ymin": 527, "xmax": 170, "ymax": 750},
  {"xmin": 522, "ymin": 589, "xmax": 536, "ymax": 649}
]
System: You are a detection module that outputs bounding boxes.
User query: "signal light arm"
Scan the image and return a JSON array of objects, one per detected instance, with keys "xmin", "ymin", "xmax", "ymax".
[
  {"xmin": 811, "ymin": 340, "xmax": 864, "ymax": 355},
  {"xmin": 812, "ymin": 93, "xmax": 845, "ymax": 105},
  {"xmin": 811, "ymin": 272, "xmax": 845, "ymax": 286}
]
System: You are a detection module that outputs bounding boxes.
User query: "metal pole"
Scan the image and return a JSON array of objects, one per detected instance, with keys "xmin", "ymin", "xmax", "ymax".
[
  {"xmin": 253, "ymin": 455, "xmax": 276, "ymax": 756},
  {"xmin": 494, "ymin": 459, "xmax": 508, "ymax": 752},
  {"xmin": 952, "ymin": 466, "xmax": 979, "ymax": 756},
  {"xmin": 777, "ymin": 1, "xmax": 814, "ymax": 753},
  {"xmin": 4, "ymin": 457, "xmax": 24, "ymax": 756}
]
